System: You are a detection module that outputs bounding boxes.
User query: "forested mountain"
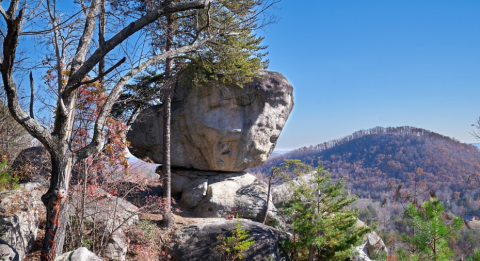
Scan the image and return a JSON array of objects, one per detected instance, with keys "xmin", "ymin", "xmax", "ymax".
[{"xmin": 250, "ymin": 126, "xmax": 480, "ymax": 216}]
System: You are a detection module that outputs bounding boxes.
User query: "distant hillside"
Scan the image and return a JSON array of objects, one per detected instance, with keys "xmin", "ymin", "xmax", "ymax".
[
  {"xmin": 470, "ymin": 143, "xmax": 480, "ymax": 150},
  {"xmin": 250, "ymin": 126, "xmax": 480, "ymax": 214}
]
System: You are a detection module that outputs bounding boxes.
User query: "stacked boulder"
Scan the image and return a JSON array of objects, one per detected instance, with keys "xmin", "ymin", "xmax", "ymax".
[{"xmin": 127, "ymin": 70, "xmax": 294, "ymax": 223}]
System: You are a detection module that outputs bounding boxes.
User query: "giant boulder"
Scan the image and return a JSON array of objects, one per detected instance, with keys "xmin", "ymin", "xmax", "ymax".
[{"xmin": 127, "ymin": 70, "xmax": 294, "ymax": 172}]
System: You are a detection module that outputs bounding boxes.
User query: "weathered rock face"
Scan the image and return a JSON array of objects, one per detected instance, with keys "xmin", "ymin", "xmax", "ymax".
[
  {"xmin": 172, "ymin": 219, "xmax": 288, "ymax": 261},
  {"xmin": 127, "ymin": 70, "xmax": 294, "ymax": 172},
  {"xmin": 102, "ymin": 230, "xmax": 129, "ymax": 261},
  {"xmin": 0, "ymin": 182, "xmax": 46, "ymax": 260},
  {"xmin": 69, "ymin": 186, "xmax": 139, "ymax": 228},
  {"xmin": 167, "ymin": 169, "xmax": 278, "ymax": 223},
  {"xmin": 271, "ymin": 174, "xmax": 312, "ymax": 208},
  {"xmin": 352, "ymin": 220, "xmax": 388, "ymax": 261},
  {"xmin": 55, "ymin": 247, "xmax": 102, "ymax": 261},
  {"xmin": 68, "ymin": 187, "xmax": 137, "ymax": 261},
  {"xmin": 0, "ymin": 238, "xmax": 19, "ymax": 261}
]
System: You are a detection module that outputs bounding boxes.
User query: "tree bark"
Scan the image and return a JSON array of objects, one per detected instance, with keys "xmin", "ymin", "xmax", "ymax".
[
  {"xmin": 0, "ymin": 0, "xmax": 213, "ymax": 257},
  {"xmin": 308, "ymin": 243, "xmax": 315, "ymax": 261},
  {"xmin": 41, "ymin": 152, "xmax": 74, "ymax": 261},
  {"xmin": 262, "ymin": 176, "xmax": 272, "ymax": 224},
  {"xmin": 162, "ymin": 12, "xmax": 174, "ymax": 228},
  {"xmin": 98, "ymin": 0, "xmax": 105, "ymax": 86}
]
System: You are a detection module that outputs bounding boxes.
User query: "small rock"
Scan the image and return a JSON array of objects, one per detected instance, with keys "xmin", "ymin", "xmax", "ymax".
[
  {"xmin": 55, "ymin": 247, "xmax": 102, "ymax": 261},
  {"xmin": 102, "ymin": 229, "xmax": 129, "ymax": 261},
  {"xmin": 353, "ymin": 220, "xmax": 388, "ymax": 260},
  {"xmin": 69, "ymin": 186, "xmax": 139, "ymax": 227}
]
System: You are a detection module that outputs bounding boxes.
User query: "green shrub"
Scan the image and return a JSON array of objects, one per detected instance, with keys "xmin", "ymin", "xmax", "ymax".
[
  {"xmin": 0, "ymin": 160, "xmax": 18, "ymax": 192},
  {"xmin": 217, "ymin": 215, "xmax": 255, "ymax": 260},
  {"xmin": 280, "ymin": 163, "xmax": 375, "ymax": 261},
  {"xmin": 137, "ymin": 220, "xmax": 156, "ymax": 240},
  {"xmin": 466, "ymin": 248, "xmax": 480, "ymax": 261},
  {"xmin": 397, "ymin": 198, "xmax": 463, "ymax": 261}
]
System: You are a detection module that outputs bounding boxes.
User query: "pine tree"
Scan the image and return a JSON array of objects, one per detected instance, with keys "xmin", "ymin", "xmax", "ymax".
[
  {"xmin": 397, "ymin": 198, "xmax": 463, "ymax": 261},
  {"xmin": 112, "ymin": 0, "xmax": 272, "ymax": 122},
  {"xmin": 282, "ymin": 163, "xmax": 375, "ymax": 261},
  {"xmin": 217, "ymin": 214, "xmax": 255, "ymax": 261}
]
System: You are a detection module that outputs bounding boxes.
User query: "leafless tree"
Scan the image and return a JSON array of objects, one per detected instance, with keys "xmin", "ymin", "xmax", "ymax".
[{"xmin": 0, "ymin": 0, "xmax": 219, "ymax": 259}]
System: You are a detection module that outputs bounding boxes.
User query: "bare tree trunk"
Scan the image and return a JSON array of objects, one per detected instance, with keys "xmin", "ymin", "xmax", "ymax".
[
  {"xmin": 29, "ymin": 71, "xmax": 34, "ymax": 119},
  {"xmin": 308, "ymin": 244, "xmax": 315, "ymax": 261},
  {"xmin": 262, "ymin": 176, "xmax": 272, "ymax": 224},
  {"xmin": 162, "ymin": 12, "xmax": 174, "ymax": 228},
  {"xmin": 77, "ymin": 159, "xmax": 88, "ymax": 248},
  {"xmin": 41, "ymin": 152, "xmax": 74, "ymax": 261},
  {"xmin": 98, "ymin": 0, "xmax": 105, "ymax": 85}
]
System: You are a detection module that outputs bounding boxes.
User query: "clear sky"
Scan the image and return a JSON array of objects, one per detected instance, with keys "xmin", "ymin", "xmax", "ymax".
[{"xmin": 260, "ymin": 0, "xmax": 480, "ymax": 150}]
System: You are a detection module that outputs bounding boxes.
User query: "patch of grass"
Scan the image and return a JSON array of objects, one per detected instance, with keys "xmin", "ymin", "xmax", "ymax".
[{"xmin": 0, "ymin": 160, "xmax": 19, "ymax": 192}]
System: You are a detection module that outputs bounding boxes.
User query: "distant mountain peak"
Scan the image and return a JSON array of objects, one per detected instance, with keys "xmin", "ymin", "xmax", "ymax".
[{"xmin": 250, "ymin": 126, "xmax": 480, "ymax": 204}]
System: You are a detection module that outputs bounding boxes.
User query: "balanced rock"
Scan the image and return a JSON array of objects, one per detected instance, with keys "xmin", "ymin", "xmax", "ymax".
[
  {"xmin": 127, "ymin": 70, "xmax": 294, "ymax": 172},
  {"xmin": 172, "ymin": 218, "xmax": 288, "ymax": 261}
]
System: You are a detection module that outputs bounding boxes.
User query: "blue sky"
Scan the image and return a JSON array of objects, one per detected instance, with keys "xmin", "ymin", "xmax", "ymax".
[{"xmin": 261, "ymin": 1, "xmax": 480, "ymax": 150}]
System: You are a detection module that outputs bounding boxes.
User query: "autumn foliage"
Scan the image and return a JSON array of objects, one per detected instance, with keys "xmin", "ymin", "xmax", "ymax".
[{"xmin": 251, "ymin": 126, "xmax": 480, "ymax": 217}]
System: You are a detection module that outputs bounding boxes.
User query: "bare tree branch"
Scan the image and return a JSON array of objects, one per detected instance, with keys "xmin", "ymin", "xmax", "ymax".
[
  {"xmin": 75, "ymin": 36, "xmax": 213, "ymax": 161},
  {"xmin": 0, "ymin": 6, "xmax": 7, "ymax": 22},
  {"xmin": 74, "ymin": 57, "xmax": 126, "ymax": 88},
  {"xmin": 0, "ymin": 8, "xmax": 54, "ymax": 150},
  {"xmin": 65, "ymin": 0, "xmax": 212, "ymax": 97},
  {"xmin": 21, "ymin": 9, "xmax": 84, "ymax": 35},
  {"xmin": 29, "ymin": 71, "xmax": 34, "ymax": 119}
]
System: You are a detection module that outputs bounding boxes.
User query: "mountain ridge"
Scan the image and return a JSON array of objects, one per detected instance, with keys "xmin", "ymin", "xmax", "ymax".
[{"xmin": 250, "ymin": 126, "xmax": 480, "ymax": 216}]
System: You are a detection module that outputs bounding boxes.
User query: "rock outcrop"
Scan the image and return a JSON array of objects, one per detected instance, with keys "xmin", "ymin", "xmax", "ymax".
[
  {"xmin": 166, "ymin": 169, "xmax": 278, "ymax": 223},
  {"xmin": 102, "ymin": 230, "xmax": 129, "ymax": 261},
  {"xmin": 0, "ymin": 238, "xmax": 19, "ymax": 261},
  {"xmin": 69, "ymin": 186, "xmax": 139, "ymax": 227},
  {"xmin": 128, "ymin": 70, "xmax": 294, "ymax": 172},
  {"xmin": 172, "ymin": 218, "xmax": 288, "ymax": 261},
  {"xmin": 68, "ymin": 186, "xmax": 137, "ymax": 261},
  {"xmin": 352, "ymin": 220, "xmax": 388, "ymax": 261},
  {"xmin": 55, "ymin": 247, "xmax": 102, "ymax": 261},
  {"xmin": 0, "ymin": 182, "xmax": 46, "ymax": 260}
]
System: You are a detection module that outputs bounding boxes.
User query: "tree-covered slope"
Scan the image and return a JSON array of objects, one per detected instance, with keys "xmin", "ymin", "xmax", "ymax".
[{"xmin": 250, "ymin": 126, "xmax": 480, "ymax": 204}]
